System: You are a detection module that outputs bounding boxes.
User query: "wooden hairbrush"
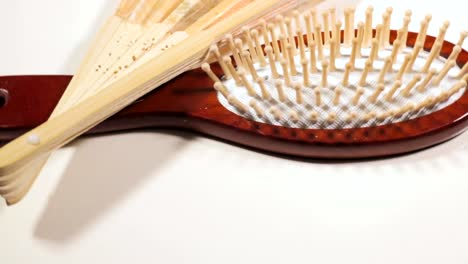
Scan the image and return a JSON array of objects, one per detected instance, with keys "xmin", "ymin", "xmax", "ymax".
[
  {"xmin": 0, "ymin": 0, "xmax": 323, "ymax": 205},
  {"xmin": 0, "ymin": 3, "xmax": 467, "ymax": 205}
]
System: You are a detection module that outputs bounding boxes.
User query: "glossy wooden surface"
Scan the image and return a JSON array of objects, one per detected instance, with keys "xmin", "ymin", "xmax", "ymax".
[{"xmin": 0, "ymin": 31, "xmax": 467, "ymax": 158}]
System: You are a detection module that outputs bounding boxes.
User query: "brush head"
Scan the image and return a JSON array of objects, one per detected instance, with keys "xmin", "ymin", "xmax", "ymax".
[{"xmin": 205, "ymin": 7, "xmax": 467, "ymax": 131}]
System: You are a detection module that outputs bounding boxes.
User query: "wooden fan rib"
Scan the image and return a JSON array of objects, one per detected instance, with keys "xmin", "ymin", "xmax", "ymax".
[
  {"xmin": 79, "ymin": 0, "xmax": 218, "ymax": 102},
  {"xmin": 53, "ymin": 16, "xmax": 124, "ymax": 116},
  {"xmin": 116, "ymin": 0, "xmax": 142, "ymax": 19},
  {"xmin": 127, "ymin": 0, "xmax": 160, "ymax": 24},
  {"xmin": 146, "ymin": 0, "xmax": 185, "ymax": 24}
]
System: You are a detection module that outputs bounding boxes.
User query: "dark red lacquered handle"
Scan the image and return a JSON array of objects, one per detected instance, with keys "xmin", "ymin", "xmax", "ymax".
[{"xmin": 0, "ymin": 31, "xmax": 467, "ymax": 159}]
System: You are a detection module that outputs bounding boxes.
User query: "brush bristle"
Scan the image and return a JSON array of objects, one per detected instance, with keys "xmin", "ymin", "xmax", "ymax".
[{"xmin": 204, "ymin": 7, "xmax": 467, "ymax": 129}]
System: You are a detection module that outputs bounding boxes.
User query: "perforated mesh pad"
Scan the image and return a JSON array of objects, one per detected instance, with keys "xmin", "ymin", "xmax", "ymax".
[{"xmin": 217, "ymin": 46, "xmax": 465, "ymax": 129}]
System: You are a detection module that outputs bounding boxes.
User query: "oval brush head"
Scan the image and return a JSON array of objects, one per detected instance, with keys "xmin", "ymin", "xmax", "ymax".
[{"xmin": 199, "ymin": 7, "xmax": 467, "ymax": 157}]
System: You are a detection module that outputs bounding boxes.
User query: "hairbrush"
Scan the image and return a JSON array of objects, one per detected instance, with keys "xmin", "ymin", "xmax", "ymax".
[
  {"xmin": 0, "ymin": 0, "xmax": 322, "ymax": 205},
  {"xmin": 0, "ymin": 5, "xmax": 467, "ymax": 205}
]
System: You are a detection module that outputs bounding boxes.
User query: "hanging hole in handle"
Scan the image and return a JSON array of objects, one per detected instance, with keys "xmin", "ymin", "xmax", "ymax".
[{"xmin": 0, "ymin": 88, "xmax": 9, "ymax": 108}]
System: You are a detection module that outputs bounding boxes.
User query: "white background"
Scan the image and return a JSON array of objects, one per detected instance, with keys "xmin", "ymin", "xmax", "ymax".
[{"xmin": 0, "ymin": 0, "xmax": 467, "ymax": 263}]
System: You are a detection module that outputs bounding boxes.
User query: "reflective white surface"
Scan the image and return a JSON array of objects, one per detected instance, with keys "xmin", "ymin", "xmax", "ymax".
[{"xmin": 0, "ymin": 1, "xmax": 467, "ymax": 263}]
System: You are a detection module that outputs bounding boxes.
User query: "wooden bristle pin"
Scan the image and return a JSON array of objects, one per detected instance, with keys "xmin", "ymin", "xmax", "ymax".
[
  {"xmin": 242, "ymin": 51, "xmax": 259, "ymax": 80},
  {"xmin": 344, "ymin": 8, "xmax": 352, "ymax": 46},
  {"xmin": 390, "ymin": 39, "xmax": 401, "ymax": 64},
  {"xmin": 309, "ymin": 111, "xmax": 319, "ymax": 123},
  {"xmin": 329, "ymin": 39, "xmax": 337, "ymax": 70},
  {"xmin": 213, "ymin": 82, "xmax": 229, "ymax": 99},
  {"xmin": 369, "ymin": 83, "xmax": 385, "ymax": 103},
  {"xmin": 227, "ymin": 95, "xmax": 247, "ymax": 113},
  {"xmin": 287, "ymin": 44, "xmax": 297, "ymax": 75},
  {"xmin": 346, "ymin": 112, "xmax": 357, "ymax": 123},
  {"xmin": 363, "ymin": 112, "xmax": 376, "ymax": 122},
  {"xmin": 243, "ymin": 27, "xmax": 258, "ymax": 62},
  {"xmin": 334, "ymin": 21, "xmax": 342, "ymax": 56},
  {"xmin": 457, "ymin": 63, "xmax": 468, "ymax": 78},
  {"xmin": 224, "ymin": 57, "xmax": 242, "ymax": 85},
  {"xmin": 257, "ymin": 77, "xmax": 271, "ymax": 100},
  {"xmin": 274, "ymin": 79, "xmax": 286, "ymax": 102},
  {"xmin": 314, "ymin": 87, "xmax": 322, "ymax": 106},
  {"xmin": 226, "ymin": 34, "xmax": 243, "ymax": 69},
  {"xmin": 353, "ymin": 87, "xmax": 364, "ymax": 105},
  {"xmin": 294, "ymin": 83, "xmax": 304, "ymax": 104},
  {"xmin": 328, "ymin": 112, "xmax": 337, "ymax": 123},
  {"xmin": 302, "ymin": 59, "xmax": 310, "ymax": 86},
  {"xmin": 448, "ymin": 80, "xmax": 467, "ymax": 95},
  {"xmin": 433, "ymin": 60, "xmax": 456, "ymax": 86},
  {"xmin": 279, "ymin": 35, "xmax": 289, "ymax": 62},
  {"xmin": 457, "ymin": 31, "xmax": 467, "ymax": 47},
  {"xmin": 235, "ymin": 38, "xmax": 247, "ymax": 67},
  {"xmin": 380, "ymin": 12, "xmax": 390, "ymax": 49},
  {"xmin": 259, "ymin": 19, "xmax": 270, "ymax": 45},
  {"xmin": 314, "ymin": 25, "xmax": 324, "ymax": 59},
  {"xmin": 369, "ymin": 39, "xmax": 379, "ymax": 64},
  {"xmin": 385, "ymin": 80, "xmax": 402, "ymax": 101},
  {"xmin": 251, "ymin": 29, "xmax": 267, "ymax": 66},
  {"xmin": 289, "ymin": 110, "xmax": 300, "ymax": 123},
  {"xmin": 334, "ymin": 85, "xmax": 343, "ymax": 105},
  {"xmin": 447, "ymin": 46, "xmax": 462, "ymax": 62},
  {"xmin": 378, "ymin": 57, "xmax": 392, "ymax": 84},
  {"xmin": 463, "ymin": 74, "xmax": 468, "ymax": 83},
  {"xmin": 417, "ymin": 68, "xmax": 437, "ymax": 92},
  {"xmin": 349, "ymin": 7, "xmax": 356, "ymax": 39},
  {"xmin": 363, "ymin": 6, "xmax": 373, "ymax": 47},
  {"xmin": 309, "ymin": 40, "xmax": 318, "ymax": 72},
  {"xmin": 265, "ymin": 46, "xmax": 279, "ymax": 79},
  {"xmin": 415, "ymin": 16, "xmax": 430, "ymax": 45},
  {"xmin": 383, "ymin": 7, "xmax": 393, "ymax": 47},
  {"xmin": 202, "ymin": 63, "xmax": 221, "ymax": 83},
  {"xmin": 321, "ymin": 60, "xmax": 329, "ymax": 87},
  {"xmin": 293, "ymin": 10, "xmax": 301, "ymax": 37},
  {"xmin": 310, "ymin": 8, "xmax": 318, "ymax": 29},
  {"xmin": 407, "ymin": 42, "xmax": 423, "ymax": 72},
  {"xmin": 329, "ymin": 8, "xmax": 337, "ymax": 28},
  {"xmin": 210, "ymin": 45, "xmax": 231, "ymax": 79},
  {"xmin": 298, "ymin": 30, "xmax": 307, "ymax": 62},
  {"xmin": 276, "ymin": 15, "xmax": 288, "ymax": 44},
  {"xmin": 342, "ymin": 63, "xmax": 352, "ymax": 86},
  {"xmin": 421, "ymin": 42, "xmax": 442, "ymax": 73},
  {"xmin": 304, "ymin": 13, "xmax": 314, "ymax": 45},
  {"xmin": 238, "ymin": 69, "xmax": 256, "ymax": 96},
  {"xmin": 249, "ymin": 100, "xmax": 264, "ymax": 118},
  {"xmin": 280, "ymin": 59, "xmax": 292, "ymax": 87},
  {"xmin": 435, "ymin": 21, "xmax": 450, "ymax": 45},
  {"xmin": 374, "ymin": 24, "xmax": 383, "ymax": 52},
  {"xmin": 322, "ymin": 12, "xmax": 331, "ymax": 45},
  {"xmin": 270, "ymin": 106, "xmax": 282, "ymax": 121},
  {"xmin": 400, "ymin": 13, "xmax": 411, "ymax": 48},
  {"xmin": 402, "ymin": 74, "xmax": 422, "ymax": 97},
  {"xmin": 359, "ymin": 60, "xmax": 372, "ymax": 86},
  {"xmin": 349, "ymin": 38, "xmax": 358, "ymax": 70},
  {"xmin": 396, "ymin": 54, "xmax": 411, "ymax": 81},
  {"xmin": 268, "ymin": 23, "xmax": 281, "ymax": 61},
  {"xmin": 285, "ymin": 17, "xmax": 296, "ymax": 51},
  {"xmin": 356, "ymin": 22, "xmax": 364, "ymax": 57}
]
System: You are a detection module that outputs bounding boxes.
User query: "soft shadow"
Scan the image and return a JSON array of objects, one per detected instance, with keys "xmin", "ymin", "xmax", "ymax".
[{"xmin": 34, "ymin": 130, "xmax": 192, "ymax": 242}]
